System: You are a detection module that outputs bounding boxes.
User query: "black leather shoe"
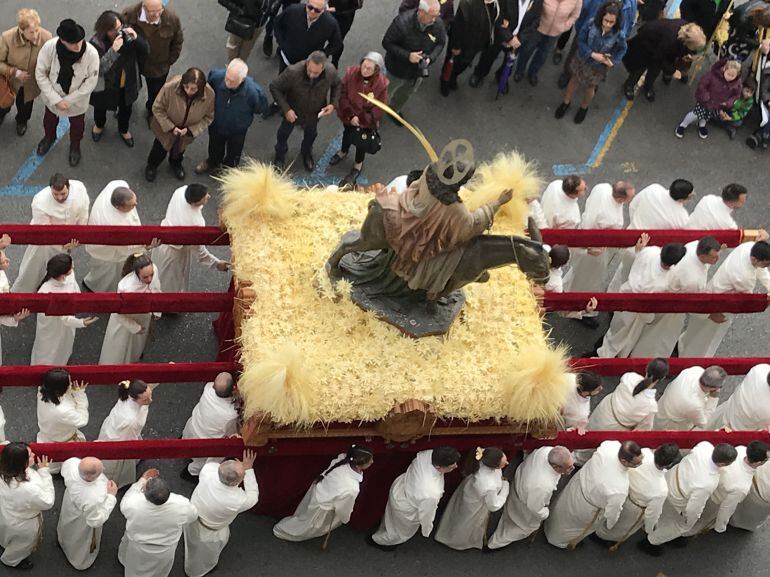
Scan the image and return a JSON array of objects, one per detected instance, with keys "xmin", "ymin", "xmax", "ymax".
[
  {"xmin": 272, "ymin": 156, "xmax": 285, "ymax": 171},
  {"xmin": 120, "ymin": 133, "xmax": 135, "ymax": 148},
  {"xmin": 16, "ymin": 122, "xmax": 27, "ymax": 136},
  {"xmin": 469, "ymin": 74, "xmax": 482, "ymax": 88},
  {"xmin": 623, "ymin": 83, "xmax": 635, "ymax": 100},
  {"xmin": 171, "ymin": 163, "xmax": 186, "ymax": 180},
  {"xmin": 365, "ymin": 533, "xmax": 396, "ymax": 552},
  {"xmin": 262, "ymin": 34, "xmax": 273, "ymax": 58},
  {"xmin": 574, "ymin": 107, "xmax": 588, "ymax": 124},
  {"xmin": 145, "ymin": 165, "xmax": 157, "ymax": 182},
  {"xmin": 36, "ymin": 137, "xmax": 54, "ymax": 156},
  {"xmin": 554, "ymin": 102, "xmax": 570, "ymax": 119},
  {"xmin": 552, "ymin": 50, "xmax": 563, "ymax": 65},
  {"xmin": 637, "ymin": 539, "xmax": 663, "ymax": 557},
  {"xmin": 302, "ymin": 153, "xmax": 315, "ymax": 172},
  {"xmin": 339, "ymin": 168, "xmax": 360, "ymax": 189},
  {"xmin": 644, "ymin": 87, "xmax": 656, "ymax": 102},
  {"xmin": 440, "ymin": 82, "xmax": 451, "ymax": 97},
  {"xmin": 68, "ymin": 146, "xmax": 81, "ymax": 167},
  {"xmin": 329, "ymin": 152, "xmax": 346, "ymax": 166},
  {"xmin": 91, "ymin": 128, "xmax": 103, "ymax": 142},
  {"xmin": 528, "ymin": 75, "xmax": 538, "ymax": 86}
]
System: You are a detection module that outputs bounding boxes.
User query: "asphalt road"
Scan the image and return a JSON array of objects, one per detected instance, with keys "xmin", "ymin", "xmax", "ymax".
[{"xmin": 0, "ymin": 1, "xmax": 768, "ymax": 576}]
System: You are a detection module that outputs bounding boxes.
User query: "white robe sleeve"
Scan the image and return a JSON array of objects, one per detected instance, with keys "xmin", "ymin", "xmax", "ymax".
[
  {"xmin": 417, "ymin": 497, "xmax": 440, "ymax": 538},
  {"xmin": 61, "ymin": 392, "xmax": 89, "ymax": 429},
  {"xmin": 603, "ymin": 492, "xmax": 626, "ymax": 530},
  {"xmin": 483, "ymin": 483, "xmax": 510, "ymax": 512},
  {"xmin": 29, "ymin": 468, "xmax": 56, "ymax": 511},
  {"xmin": 691, "ymin": 397, "xmax": 719, "ymax": 430},
  {"xmin": 634, "ymin": 412, "xmax": 655, "ymax": 431},
  {"xmin": 84, "ymin": 493, "xmax": 118, "ymax": 528},
  {"xmin": 120, "ymin": 478, "xmax": 147, "ymax": 514},
  {"xmin": 526, "ymin": 485, "xmax": 552, "ymax": 521},
  {"xmin": 239, "ymin": 470, "xmax": 260, "ymax": 512},
  {"xmin": 62, "ymin": 316, "xmax": 87, "ymax": 329},
  {"xmin": 113, "ymin": 314, "xmax": 143, "ymax": 334},
  {"xmin": 643, "ymin": 494, "xmax": 666, "ymax": 534},
  {"xmin": 196, "ymin": 245, "xmax": 221, "ymax": 268},
  {"xmin": 184, "ymin": 501, "xmax": 199, "ymax": 525},
  {"xmin": 756, "ymin": 267, "xmax": 770, "ymax": 292},
  {"xmin": 0, "ymin": 315, "xmax": 18, "ymax": 328},
  {"xmin": 685, "ymin": 488, "xmax": 712, "ymax": 527},
  {"xmin": 714, "ymin": 490, "xmax": 745, "ymax": 532},
  {"xmin": 334, "ymin": 491, "xmax": 358, "ymax": 525}
]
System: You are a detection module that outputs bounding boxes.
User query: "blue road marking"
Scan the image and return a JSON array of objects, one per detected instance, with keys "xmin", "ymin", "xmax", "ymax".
[{"xmin": 292, "ymin": 128, "xmax": 370, "ymax": 187}]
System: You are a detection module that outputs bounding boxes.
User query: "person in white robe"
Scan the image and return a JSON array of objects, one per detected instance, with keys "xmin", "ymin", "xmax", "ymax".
[
  {"xmin": 57, "ymin": 457, "xmax": 118, "ymax": 570},
  {"xmin": 654, "ymin": 366, "xmax": 726, "ymax": 430},
  {"xmin": 0, "ymin": 443, "xmax": 54, "ymax": 570},
  {"xmin": 708, "ymin": 364, "xmax": 770, "ymax": 431},
  {"xmin": 83, "ymin": 181, "xmax": 153, "ymax": 293},
  {"xmin": 594, "ymin": 444, "xmax": 678, "ymax": 548},
  {"xmin": 608, "ymin": 179, "xmax": 694, "ymax": 292},
  {"xmin": 36, "ymin": 368, "xmax": 89, "ymax": 475},
  {"xmin": 562, "ymin": 181, "xmax": 635, "ymax": 326},
  {"xmin": 98, "ymin": 253, "xmax": 162, "ymax": 365},
  {"xmin": 0, "ymin": 237, "xmax": 31, "ymax": 365},
  {"xmin": 435, "ymin": 447, "xmax": 510, "ymax": 550},
  {"xmin": 560, "ymin": 372, "xmax": 603, "ymax": 433},
  {"xmin": 641, "ymin": 442, "xmax": 737, "ymax": 554},
  {"xmin": 98, "ymin": 379, "xmax": 156, "ymax": 488},
  {"xmin": 687, "ymin": 184, "xmax": 745, "ymax": 230},
  {"xmin": 488, "ymin": 446, "xmax": 574, "ymax": 549},
  {"xmin": 30, "ymin": 253, "xmax": 98, "ymax": 365},
  {"xmin": 369, "ymin": 447, "xmax": 461, "ymax": 549},
  {"xmin": 543, "ymin": 245, "xmax": 571, "ymax": 292},
  {"xmin": 153, "ymin": 184, "xmax": 229, "ymax": 294},
  {"xmin": 273, "ymin": 445, "xmax": 374, "ymax": 542},
  {"xmin": 678, "ymin": 241, "xmax": 770, "ymax": 357},
  {"xmin": 730, "ymin": 457, "xmax": 770, "ymax": 531},
  {"xmin": 184, "ymin": 451, "xmax": 259, "ymax": 577},
  {"xmin": 119, "ymin": 470, "xmax": 198, "ymax": 577},
  {"xmin": 597, "ymin": 240, "xmax": 685, "ymax": 358},
  {"xmin": 545, "ymin": 440, "xmax": 641, "ymax": 549},
  {"xmin": 527, "ymin": 198, "xmax": 548, "ymax": 230},
  {"xmin": 684, "ymin": 442, "xmax": 769, "ymax": 536},
  {"xmin": 630, "ymin": 237, "xmax": 721, "ymax": 358},
  {"xmin": 181, "ymin": 373, "xmax": 240, "ymax": 478},
  {"xmin": 11, "ymin": 174, "xmax": 90, "ymax": 293},
  {"xmin": 540, "ymin": 176, "xmax": 586, "ymax": 229}
]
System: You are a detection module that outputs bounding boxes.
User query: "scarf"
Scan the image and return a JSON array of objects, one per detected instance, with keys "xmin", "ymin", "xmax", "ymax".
[{"xmin": 56, "ymin": 39, "xmax": 86, "ymax": 94}]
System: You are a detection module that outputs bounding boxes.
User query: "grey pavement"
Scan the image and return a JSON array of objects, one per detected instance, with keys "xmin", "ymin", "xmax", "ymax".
[{"xmin": 0, "ymin": 1, "xmax": 768, "ymax": 576}]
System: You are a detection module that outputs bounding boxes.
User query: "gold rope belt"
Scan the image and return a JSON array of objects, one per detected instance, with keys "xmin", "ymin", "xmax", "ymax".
[{"xmin": 33, "ymin": 513, "xmax": 43, "ymax": 551}]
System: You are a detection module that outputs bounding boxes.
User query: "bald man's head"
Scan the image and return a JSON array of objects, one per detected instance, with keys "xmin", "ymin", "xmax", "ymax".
[
  {"xmin": 548, "ymin": 446, "xmax": 575, "ymax": 475},
  {"xmin": 79, "ymin": 457, "xmax": 104, "ymax": 482},
  {"xmin": 218, "ymin": 460, "xmax": 245, "ymax": 487},
  {"xmin": 214, "ymin": 372, "xmax": 235, "ymax": 398}
]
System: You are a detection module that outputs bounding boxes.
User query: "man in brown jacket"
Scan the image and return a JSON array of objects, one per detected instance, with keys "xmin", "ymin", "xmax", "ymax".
[
  {"xmin": 122, "ymin": 0, "xmax": 184, "ymax": 117},
  {"xmin": 270, "ymin": 50, "xmax": 340, "ymax": 172}
]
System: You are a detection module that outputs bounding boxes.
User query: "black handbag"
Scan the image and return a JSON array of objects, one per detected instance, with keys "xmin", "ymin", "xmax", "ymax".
[
  {"xmin": 351, "ymin": 127, "xmax": 381, "ymax": 155},
  {"xmin": 225, "ymin": 13, "xmax": 258, "ymax": 39}
]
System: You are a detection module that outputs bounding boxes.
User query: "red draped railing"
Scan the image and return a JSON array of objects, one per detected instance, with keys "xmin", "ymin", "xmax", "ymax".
[
  {"xmin": 543, "ymin": 292, "xmax": 768, "ymax": 313},
  {"xmin": 569, "ymin": 357, "xmax": 770, "ymax": 375},
  {"xmin": 0, "ymin": 293, "xmax": 233, "ymax": 315},
  {"xmin": 541, "ymin": 228, "xmax": 744, "ymax": 248},
  {"xmin": 0, "ymin": 224, "xmax": 229, "ymax": 245}
]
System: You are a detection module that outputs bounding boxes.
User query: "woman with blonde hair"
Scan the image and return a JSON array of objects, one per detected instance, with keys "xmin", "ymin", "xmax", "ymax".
[{"xmin": 0, "ymin": 8, "xmax": 52, "ymax": 136}]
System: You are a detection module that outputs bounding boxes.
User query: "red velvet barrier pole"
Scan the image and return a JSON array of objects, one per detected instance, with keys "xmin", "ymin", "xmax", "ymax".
[
  {"xmin": 522, "ymin": 430, "xmax": 770, "ymax": 450},
  {"xmin": 0, "ymin": 225, "xmax": 230, "ymax": 246},
  {"xmin": 569, "ymin": 357, "xmax": 770, "ymax": 376},
  {"xmin": 0, "ymin": 292, "xmax": 233, "ymax": 315},
  {"xmin": 543, "ymin": 292, "xmax": 768, "ymax": 313},
  {"xmin": 22, "ymin": 438, "xmax": 245, "ymax": 461},
  {"xmin": 541, "ymin": 228, "xmax": 743, "ymax": 248}
]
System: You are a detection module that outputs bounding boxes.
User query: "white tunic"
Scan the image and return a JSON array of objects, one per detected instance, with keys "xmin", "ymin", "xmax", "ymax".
[
  {"xmin": 631, "ymin": 240, "xmax": 711, "ymax": 358},
  {"xmin": 708, "ymin": 364, "xmax": 770, "ymax": 430},
  {"xmin": 488, "ymin": 447, "xmax": 561, "ymax": 549},
  {"xmin": 654, "ymin": 366, "xmax": 718, "ymax": 430},
  {"xmin": 730, "ymin": 459, "xmax": 770, "ymax": 531},
  {"xmin": 98, "ymin": 266, "xmax": 162, "ymax": 365},
  {"xmin": 84, "ymin": 180, "xmax": 143, "ymax": 293},
  {"xmin": 541, "ymin": 180, "xmax": 581, "ymax": 229},
  {"xmin": 118, "ymin": 478, "xmax": 198, "ymax": 577},
  {"xmin": 181, "ymin": 383, "xmax": 239, "ymax": 476},
  {"xmin": 588, "ymin": 372, "xmax": 658, "ymax": 431},
  {"xmin": 11, "ymin": 181, "xmax": 90, "ymax": 293},
  {"xmin": 98, "ymin": 398, "xmax": 149, "ymax": 488},
  {"xmin": 372, "ymin": 450, "xmax": 445, "ymax": 546},
  {"xmin": 648, "ymin": 441, "xmax": 720, "ymax": 545},
  {"xmin": 596, "ymin": 448, "xmax": 668, "ymax": 541},
  {"xmin": 678, "ymin": 242, "xmax": 770, "ymax": 357},
  {"xmin": 687, "ymin": 195, "xmax": 738, "ymax": 230},
  {"xmin": 545, "ymin": 440, "xmax": 629, "ymax": 548},
  {"xmin": 57, "ymin": 458, "xmax": 117, "ymax": 570},
  {"xmin": 527, "ymin": 199, "xmax": 548, "ymax": 230},
  {"xmin": 273, "ymin": 454, "xmax": 363, "ymax": 541},
  {"xmin": 30, "ymin": 273, "xmax": 86, "ymax": 365},
  {"xmin": 685, "ymin": 446, "xmax": 755, "ymax": 535},
  {"xmin": 598, "ymin": 247, "xmax": 673, "ymax": 358},
  {"xmin": 153, "ymin": 186, "xmax": 223, "ymax": 294},
  {"xmin": 435, "ymin": 463, "xmax": 509, "ymax": 550},
  {"xmin": 0, "ymin": 271, "xmax": 19, "ymax": 366},
  {"xmin": 37, "ymin": 387, "xmax": 88, "ymax": 474},
  {"xmin": 560, "ymin": 379, "xmax": 591, "ymax": 430},
  {"xmin": 184, "ymin": 462, "xmax": 259, "ymax": 577},
  {"xmin": 0, "ymin": 467, "xmax": 55, "ymax": 567}
]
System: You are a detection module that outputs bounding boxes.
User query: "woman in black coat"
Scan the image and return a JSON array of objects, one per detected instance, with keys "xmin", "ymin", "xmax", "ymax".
[{"xmin": 89, "ymin": 10, "xmax": 148, "ymax": 147}]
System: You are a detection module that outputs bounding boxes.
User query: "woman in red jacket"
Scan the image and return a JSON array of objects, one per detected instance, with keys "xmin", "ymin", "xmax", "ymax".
[{"xmin": 329, "ymin": 51, "xmax": 389, "ymax": 188}]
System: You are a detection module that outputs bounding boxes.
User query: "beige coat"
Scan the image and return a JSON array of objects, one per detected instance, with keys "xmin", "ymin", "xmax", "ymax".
[
  {"xmin": 150, "ymin": 75, "xmax": 215, "ymax": 152},
  {"xmin": 35, "ymin": 37, "xmax": 99, "ymax": 117},
  {"xmin": 0, "ymin": 26, "xmax": 53, "ymax": 101}
]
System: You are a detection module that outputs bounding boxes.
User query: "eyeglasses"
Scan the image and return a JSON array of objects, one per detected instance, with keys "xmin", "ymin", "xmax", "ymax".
[{"xmin": 306, "ymin": 4, "xmax": 324, "ymax": 14}]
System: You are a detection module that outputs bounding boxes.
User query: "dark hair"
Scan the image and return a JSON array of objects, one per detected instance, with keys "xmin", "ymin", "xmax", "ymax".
[
  {"xmin": 654, "ymin": 443, "xmax": 680, "ymax": 468},
  {"xmin": 750, "ymin": 240, "xmax": 770, "ymax": 262},
  {"xmin": 110, "ymin": 186, "xmax": 135, "ymax": 209},
  {"xmin": 432, "ymin": 446, "xmax": 461, "ymax": 468},
  {"xmin": 122, "ymin": 253, "xmax": 153, "ymax": 278},
  {"xmin": 316, "ymin": 445, "xmax": 373, "ymax": 482},
  {"xmin": 0, "ymin": 442, "xmax": 30, "ymax": 484},
  {"xmin": 180, "ymin": 67, "xmax": 207, "ymax": 100},
  {"xmin": 549, "ymin": 245, "xmax": 570, "ymax": 269},
  {"xmin": 593, "ymin": 1, "xmax": 621, "ymax": 31},
  {"xmin": 424, "ymin": 164, "xmax": 474, "ymax": 206},
  {"xmin": 712, "ymin": 443, "xmax": 738, "ymax": 466},
  {"xmin": 747, "ymin": 440, "xmax": 770, "ymax": 464},
  {"xmin": 40, "ymin": 368, "xmax": 71, "ymax": 405},
  {"xmin": 144, "ymin": 477, "xmax": 171, "ymax": 505},
  {"xmin": 669, "ymin": 179, "xmax": 694, "ymax": 201},
  {"xmin": 49, "ymin": 173, "xmax": 69, "ymax": 191},
  {"xmin": 721, "ymin": 183, "xmax": 747, "ymax": 203},
  {"xmin": 464, "ymin": 447, "xmax": 505, "ymax": 476},
  {"xmin": 611, "ymin": 180, "xmax": 633, "ymax": 200},
  {"xmin": 562, "ymin": 175, "xmax": 583, "ymax": 196},
  {"xmin": 118, "ymin": 379, "xmax": 148, "ymax": 401},
  {"xmin": 618, "ymin": 440, "xmax": 642, "ymax": 463},
  {"xmin": 184, "ymin": 183, "xmax": 209, "ymax": 204},
  {"xmin": 38, "ymin": 253, "xmax": 73, "ymax": 290},
  {"xmin": 660, "ymin": 243, "xmax": 686, "ymax": 267},
  {"xmin": 632, "ymin": 357, "xmax": 668, "ymax": 396},
  {"xmin": 577, "ymin": 371, "xmax": 602, "ymax": 393},
  {"xmin": 743, "ymin": 76, "xmax": 757, "ymax": 92},
  {"xmin": 94, "ymin": 10, "xmax": 121, "ymax": 39},
  {"xmin": 406, "ymin": 170, "xmax": 424, "ymax": 186},
  {"xmin": 696, "ymin": 236, "xmax": 721, "ymax": 256}
]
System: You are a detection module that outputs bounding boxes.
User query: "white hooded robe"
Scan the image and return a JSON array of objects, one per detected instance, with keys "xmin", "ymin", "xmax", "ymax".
[
  {"xmin": 36, "ymin": 386, "xmax": 88, "ymax": 474},
  {"xmin": 181, "ymin": 383, "xmax": 239, "ymax": 476},
  {"xmin": 687, "ymin": 195, "xmax": 738, "ymax": 230},
  {"xmin": 98, "ymin": 397, "xmax": 149, "ymax": 488},
  {"xmin": 654, "ymin": 366, "xmax": 718, "ymax": 430},
  {"xmin": 540, "ymin": 180, "xmax": 581, "ymax": 229},
  {"xmin": 30, "ymin": 272, "xmax": 87, "ymax": 365},
  {"xmin": 708, "ymin": 364, "xmax": 770, "ymax": 430},
  {"xmin": 730, "ymin": 459, "xmax": 770, "ymax": 531}
]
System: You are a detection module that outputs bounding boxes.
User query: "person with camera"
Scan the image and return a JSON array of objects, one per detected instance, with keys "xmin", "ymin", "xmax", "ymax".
[
  {"xmin": 89, "ymin": 11, "xmax": 149, "ymax": 148},
  {"xmin": 382, "ymin": 0, "xmax": 447, "ymax": 118},
  {"xmin": 220, "ymin": 0, "xmax": 273, "ymax": 63}
]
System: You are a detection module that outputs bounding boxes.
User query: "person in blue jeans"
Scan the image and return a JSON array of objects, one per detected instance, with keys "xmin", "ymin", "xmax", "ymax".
[{"xmin": 514, "ymin": 0, "xmax": 582, "ymax": 85}]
